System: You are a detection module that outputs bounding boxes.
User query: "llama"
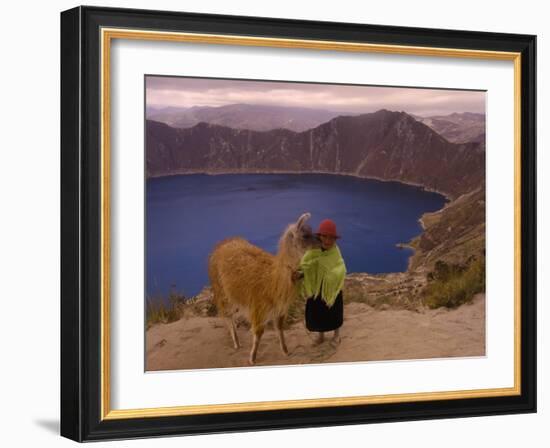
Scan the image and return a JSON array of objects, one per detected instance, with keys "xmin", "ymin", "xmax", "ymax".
[{"xmin": 208, "ymin": 213, "xmax": 318, "ymax": 365}]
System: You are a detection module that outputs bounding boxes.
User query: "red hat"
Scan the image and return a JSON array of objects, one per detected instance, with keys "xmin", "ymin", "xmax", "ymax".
[{"xmin": 315, "ymin": 219, "xmax": 340, "ymax": 238}]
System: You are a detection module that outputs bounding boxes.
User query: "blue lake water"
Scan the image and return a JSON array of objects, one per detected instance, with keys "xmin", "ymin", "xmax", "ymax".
[{"xmin": 146, "ymin": 173, "xmax": 447, "ymax": 301}]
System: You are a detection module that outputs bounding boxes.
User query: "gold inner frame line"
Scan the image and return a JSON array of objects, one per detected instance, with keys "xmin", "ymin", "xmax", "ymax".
[{"xmin": 100, "ymin": 27, "xmax": 522, "ymax": 421}]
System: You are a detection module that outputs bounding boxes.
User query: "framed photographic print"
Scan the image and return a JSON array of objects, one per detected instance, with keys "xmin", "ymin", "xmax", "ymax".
[{"xmin": 60, "ymin": 5, "xmax": 536, "ymax": 442}]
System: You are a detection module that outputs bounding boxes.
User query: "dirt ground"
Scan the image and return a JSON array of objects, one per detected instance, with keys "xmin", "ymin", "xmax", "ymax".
[{"xmin": 146, "ymin": 293, "xmax": 485, "ymax": 371}]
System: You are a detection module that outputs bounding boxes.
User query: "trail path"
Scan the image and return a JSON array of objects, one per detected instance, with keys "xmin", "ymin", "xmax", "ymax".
[{"xmin": 146, "ymin": 294, "xmax": 485, "ymax": 371}]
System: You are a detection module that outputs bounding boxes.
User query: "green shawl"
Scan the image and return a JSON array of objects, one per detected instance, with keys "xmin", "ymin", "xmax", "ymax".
[{"xmin": 298, "ymin": 244, "xmax": 346, "ymax": 307}]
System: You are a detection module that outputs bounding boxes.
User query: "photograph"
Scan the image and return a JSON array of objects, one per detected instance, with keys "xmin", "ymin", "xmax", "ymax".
[{"xmin": 144, "ymin": 76, "xmax": 487, "ymax": 370}]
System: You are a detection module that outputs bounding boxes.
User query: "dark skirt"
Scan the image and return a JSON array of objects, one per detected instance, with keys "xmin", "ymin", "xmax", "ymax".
[{"xmin": 305, "ymin": 290, "xmax": 344, "ymax": 332}]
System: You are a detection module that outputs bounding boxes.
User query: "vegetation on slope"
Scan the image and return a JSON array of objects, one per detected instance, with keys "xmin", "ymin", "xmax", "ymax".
[{"xmin": 422, "ymin": 255, "xmax": 486, "ymax": 309}]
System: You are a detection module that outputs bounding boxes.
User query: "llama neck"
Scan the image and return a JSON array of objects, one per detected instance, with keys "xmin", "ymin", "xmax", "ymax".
[
  {"xmin": 271, "ymin": 235, "xmax": 301, "ymax": 303},
  {"xmin": 274, "ymin": 236, "xmax": 301, "ymax": 273}
]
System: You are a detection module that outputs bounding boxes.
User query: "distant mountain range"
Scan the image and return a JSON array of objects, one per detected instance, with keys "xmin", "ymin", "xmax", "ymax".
[
  {"xmin": 413, "ymin": 112, "xmax": 485, "ymax": 144},
  {"xmin": 146, "ymin": 109, "xmax": 485, "ymax": 198},
  {"xmin": 148, "ymin": 104, "xmax": 485, "ymax": 145},
  {"xmin": 146, "ymin": 104, "xmax": 346, "ymax": 133}
]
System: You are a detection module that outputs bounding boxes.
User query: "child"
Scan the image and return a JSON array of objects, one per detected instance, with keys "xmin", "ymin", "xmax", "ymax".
[{"xmin": 295, "ymin": 219, "xmax": 346, "ymax": 345}]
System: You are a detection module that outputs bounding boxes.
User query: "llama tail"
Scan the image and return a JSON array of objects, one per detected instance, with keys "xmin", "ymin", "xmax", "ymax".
[{"xmin": 208, "ymin": 255, "xmax": 227, "ymax": 316}]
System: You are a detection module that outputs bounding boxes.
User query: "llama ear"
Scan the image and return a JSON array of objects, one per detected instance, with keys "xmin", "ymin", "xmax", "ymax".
[{"xmin": 296, "ymin": 212, "xmax": 311, "ymax": 229}]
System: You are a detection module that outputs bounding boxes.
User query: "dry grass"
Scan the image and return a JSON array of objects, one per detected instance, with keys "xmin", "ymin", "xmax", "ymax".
[
  {"xmin": 146, "ymin": 289, "xmax": 187, "ymax": 329},
  {"xmin": 422, "ymin": 255, "xmax": 485, "ymax": 309}
]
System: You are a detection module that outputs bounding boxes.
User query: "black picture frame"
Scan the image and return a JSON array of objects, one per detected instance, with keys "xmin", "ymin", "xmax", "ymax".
[{"xmin": 61, "ymin": 5, "xmax": 536, "ymax": 442}]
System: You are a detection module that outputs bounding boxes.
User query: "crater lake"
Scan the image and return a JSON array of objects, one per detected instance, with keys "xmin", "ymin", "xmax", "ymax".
[{"xmin": 146, "ymin": 173, "xmax": 447, "ymax": 302}]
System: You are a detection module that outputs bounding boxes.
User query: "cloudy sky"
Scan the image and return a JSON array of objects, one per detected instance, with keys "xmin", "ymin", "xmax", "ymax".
[{"xmin": 146, "ymin": 76, "xmax": 485, "ymax": 117}]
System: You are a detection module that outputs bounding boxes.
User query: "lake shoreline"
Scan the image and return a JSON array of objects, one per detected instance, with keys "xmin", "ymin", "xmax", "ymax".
[{"xmin": 147, "ymin": 169, "xmax": 454, "ymax": 202}]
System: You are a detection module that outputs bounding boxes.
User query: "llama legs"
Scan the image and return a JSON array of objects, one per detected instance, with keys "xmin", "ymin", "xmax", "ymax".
[
  {"xmin": 249, "ymin": 325, "xmax": 265, "ymax": 365},
  {"xmin": 225, "ymin": 316, "xmax": 240, "ymax": 349},
  {"xmin": 276, "ymin": 315, "xmax": 288, "ymax": 356},
  {"xmin": 212, "ymin": 285, "xmax": 240, "ymax": 349}
]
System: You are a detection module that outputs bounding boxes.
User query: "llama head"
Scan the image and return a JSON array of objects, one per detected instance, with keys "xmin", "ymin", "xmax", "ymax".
[{"xmin": 278, "ymin": 213, "xmax": 321, "ymax": 265}]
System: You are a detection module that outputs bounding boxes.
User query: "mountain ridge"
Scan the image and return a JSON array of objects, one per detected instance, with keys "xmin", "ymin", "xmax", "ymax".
[
  {"xmin": 148, "ymin": 103, "xmax": 485, "ymax": 144},
  {"xmin": 146, "ymin": 109, "xmax": 485, "ymax": 199}
]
